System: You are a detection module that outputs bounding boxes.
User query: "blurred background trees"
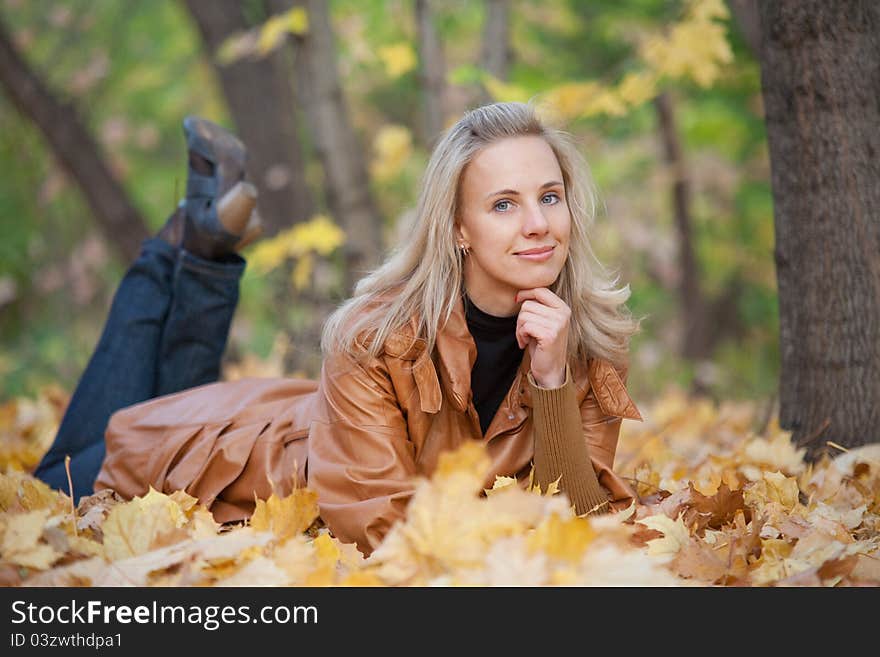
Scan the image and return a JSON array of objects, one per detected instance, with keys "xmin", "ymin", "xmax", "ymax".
[{"xmin": 0, "ymin": 0, "xmax": 780, "ymax": 418}]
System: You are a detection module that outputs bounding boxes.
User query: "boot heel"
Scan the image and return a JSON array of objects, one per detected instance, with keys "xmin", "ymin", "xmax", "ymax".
[
  {"xmin": 234, "ymin": 210, "xmax": 263, "ymax": 251},
  {"xmin": 217, "ymin": 181, "xmax": 258, "ymax": 235}
]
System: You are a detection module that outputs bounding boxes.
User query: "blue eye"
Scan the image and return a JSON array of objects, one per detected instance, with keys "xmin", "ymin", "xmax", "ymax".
[
  {"xmin": 494, "ymin": 200, "xmax": 512, "ymax": 212},
  {"xmin": 542, "ymin": 192, "xmax": 560, "ymax": 204}
]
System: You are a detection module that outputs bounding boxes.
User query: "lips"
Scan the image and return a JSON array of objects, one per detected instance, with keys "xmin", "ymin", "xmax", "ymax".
[{"xmin": 515, "ymin": 246, "xmax": 554, "ymax": 255}]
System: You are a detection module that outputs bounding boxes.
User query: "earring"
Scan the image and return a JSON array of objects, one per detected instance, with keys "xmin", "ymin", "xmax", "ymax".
[{"xmin": 458, "ymin": 242, "xmax": 470, "ymax": 256}]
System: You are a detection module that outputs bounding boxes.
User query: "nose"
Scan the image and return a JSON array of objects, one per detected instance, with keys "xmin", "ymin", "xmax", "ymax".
[{"xmin": 521, "ymin": 201, "xmax": 550, "ymax": 236}]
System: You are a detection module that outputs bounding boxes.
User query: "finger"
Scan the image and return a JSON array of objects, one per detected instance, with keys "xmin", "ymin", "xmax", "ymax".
[
  {"xmin": 517, "ymin": 319, "xmax": 553, "ymax": 346},
  {"xmin": 515, "ymin": 320, "xmax": 544, "ymax": 349},
  {"xmin": 518, "ymin": 301, "xmax": 567, "ymax": 323},
  {"xmin": 516, "ymin": 312, "xmax": 557, "ymax": 336},
  {"xmin": 515, "ymin": 287, "xmax": 566, "ymax": 309}
]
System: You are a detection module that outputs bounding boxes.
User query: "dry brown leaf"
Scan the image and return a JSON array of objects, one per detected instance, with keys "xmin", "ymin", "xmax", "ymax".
[
  {"xmin": 670, "ymin": 537, "xmax": 728, "ymax": 583},
  {"xmin": 1, "ymin": 386, "xmax": 876, "ymax": 588}
]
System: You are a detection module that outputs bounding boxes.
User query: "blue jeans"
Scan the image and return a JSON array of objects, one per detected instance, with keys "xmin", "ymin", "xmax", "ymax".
[{"xmin": 34, "ymin": 238, "xmax": 245, "ymax": 502}]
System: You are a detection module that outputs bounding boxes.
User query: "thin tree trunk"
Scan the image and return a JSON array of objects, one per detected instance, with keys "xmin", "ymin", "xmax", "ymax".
[
  {"xmin": 479, "ymin": 0, "xmax": 511, "ymax": 104},
  {"xmin": 289, "ymin": 0, "xmax": 383, "ymax": 292},
  {"xmin": 415, "ymin": 0, "xmax": 447, "ymax": 147},
  {"xmin": 0, "ymin": 17, "xmax": 149, "ymax": 263},
  {"xmin": 759, "ymin": 1, "xmax": 880, "ymax": 457},
  {"xmin": 654, "ymin": 92, "xmax": 711, "ymax": 363},
  {"xmin": 183, "ymin": 0, "xmax": 314, "ymax": 236},
  {"xmin": 726, "ymin": 0, "xmax": 761, "ymax": 57}
]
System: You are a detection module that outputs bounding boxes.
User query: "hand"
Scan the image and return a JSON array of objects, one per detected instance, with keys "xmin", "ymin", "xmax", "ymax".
[{"xmin": 514, "ymin": 287, "xmax": 570, "ymax": 388}]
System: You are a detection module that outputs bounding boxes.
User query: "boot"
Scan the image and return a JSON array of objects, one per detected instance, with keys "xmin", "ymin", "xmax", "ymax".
[{"xmin": 157, "ymin": 116, "xmax": 262, "ymax": 259}]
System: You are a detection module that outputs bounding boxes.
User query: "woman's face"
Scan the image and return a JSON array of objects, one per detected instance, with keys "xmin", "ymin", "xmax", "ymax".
[{"xmin": 456, "ymin": 135, "xmax": 571, "ymax": 316}]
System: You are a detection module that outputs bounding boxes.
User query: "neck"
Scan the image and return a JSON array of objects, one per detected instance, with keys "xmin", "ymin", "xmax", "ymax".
[{"xmin": 463, "ymin": 287, "xmax": 519, "ymax": 317}]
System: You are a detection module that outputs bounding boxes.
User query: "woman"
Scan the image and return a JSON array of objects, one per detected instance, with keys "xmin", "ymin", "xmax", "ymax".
[{"xmin": 36, "ymin": 101, "xmax": 642, "ymax": 557}]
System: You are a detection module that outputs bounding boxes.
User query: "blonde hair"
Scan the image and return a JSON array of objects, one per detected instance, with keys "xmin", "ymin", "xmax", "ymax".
[{"xmin": 321, "ymin": 101, "xmax": 639, "ymax": 368}]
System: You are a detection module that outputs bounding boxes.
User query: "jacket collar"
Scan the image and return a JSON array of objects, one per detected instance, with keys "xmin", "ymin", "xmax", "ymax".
[
  {"xmin": 392, "ymin": 292, "xmax": 640, "ymax": 422},
  {"xmin": 433, "ymin": 294, "xmax": 533, "ymax": 415}
]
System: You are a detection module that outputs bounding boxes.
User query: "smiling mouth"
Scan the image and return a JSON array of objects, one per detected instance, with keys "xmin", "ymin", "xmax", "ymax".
[{"xmin": 515, "ymin": 246, "xmax": 554, "ymax": 255}]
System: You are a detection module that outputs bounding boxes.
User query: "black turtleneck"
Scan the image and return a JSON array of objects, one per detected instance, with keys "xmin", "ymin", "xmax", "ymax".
[{"xmin": 464, "ymin": 295, "xmax": 524, "ymax": 435}]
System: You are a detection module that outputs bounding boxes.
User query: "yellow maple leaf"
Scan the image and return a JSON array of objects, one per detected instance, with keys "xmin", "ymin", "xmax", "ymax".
[
  {"xmin": 688, "ymin": 0, "xmax": 729, "ymax": 22},
  {"xmin": 616, "ymin": 71, "xmax": 658, "ymax": 106},
  {"xmin": 189, "ymin": 506, "xmax": 221, "ymax": 538},
  {"xmin": 377, "ymin": 42, "xmax": 417, "ymax": 78},
  {"xmin": 250, "ymin": 488, "xmax": 319, "ymax": 542},
  {"xmin": 370, "ymin": 124, "xmax": 413, "ymax": 182},
  {"xmin": 434, "ymin": 441, "xmax": 489, "ymax": 482},
  {"xmin": 291, "ymin": 252, "xmax": 313, "ymax": 291},
  {"xmin": 247, "ymin": 214, "xmax": 345, "ymax": 282},
  {"xmin": 292, "ymin": 214, "xmax": 346, "ymax": 256},
  {"xmin": 485, "ymin": 475, "xmax": 518, "ymax": 496},
  {"xmin": 744, "ymin": 471, "xmax": 801, "ymax": 512},
  {"xmin": 527, "ymin": 513, "xmax": 595, "ymax": 564},
  {"xmin": 483, "ymin": 75, "xmax": 531, "ymax": 104},
  {"xmin": 750, "ymin": 537, "xmax": 794, "ymax": 585},
  {"xmin": 639, "ymin": 513, "xmax": 691, "ymax": 557},
  {"xmin": 540, "ymin": 81, "xmax": 600, "ymax": 121},
  {"xmin": 0, "ymin": 471, "xmax": 66, "ymax": 513},
  {"xmin": 743, "ymin": 433, "xmax": 806, "ymax": 474},
  {"xmin": 1, "ymin": 509, "xmax": 61, "ymax": 570},
  {"xmin": 312, "ymin": 532, "xmax": 340, "ymax": 565},
  {"xmin": 584, "ymin": 88, "xmax": 627, "ymax": 118},
  {"xmin": 102, "ymin": 487, "xmax": 188, "ymax": 560},
  {"xmin": 640, "ymin": 0, "xmax": 732, "ymax": 88},
  {"xmin": 257, "ymin": 7, "xmax": 308, "ymax": 56}
]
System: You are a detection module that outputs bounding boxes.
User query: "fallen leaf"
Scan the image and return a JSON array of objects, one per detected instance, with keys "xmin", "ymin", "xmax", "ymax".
[{"xmin": 250, "ymin": 488, "xmax": 319, "ymax": 541}]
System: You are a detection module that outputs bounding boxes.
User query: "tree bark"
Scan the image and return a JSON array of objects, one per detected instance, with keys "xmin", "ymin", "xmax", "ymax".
[
  {"xmin": 654, "ymin": 92, "xmax": 711, "ymax": 362},
  {"xmin": 478, "ymin": 0, "xmax": 511, "ymax": 105},
  {"xmin": 759, "ymin": 1, "xmax": 880, "ymax": 457},
  {"xmin": 0, "ymin": 17, "xmax": 149, "ymax": 264},
  {"xmin": 415, "ymin": 0, "xmax": 447, "ymax": 147},
  {"xmin": 183, "ymin": 0, "xmax": 314, "ymax": 236},
  {"xmin": 726, "ymin": 0, "xmax": 761, "ymax": 57},
  {"xmin": 481, "ymin": 0, "xmax": 511, "ymax": 78},
  {"xmin": 289, "ymin": 0, "xmax": 383, "ymax": 293}
]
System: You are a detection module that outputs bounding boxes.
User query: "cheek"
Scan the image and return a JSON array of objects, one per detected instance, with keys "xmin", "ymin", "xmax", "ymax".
[{"xmin": 554, "ymin": 211, "xmax": 572, "ymax": 242}]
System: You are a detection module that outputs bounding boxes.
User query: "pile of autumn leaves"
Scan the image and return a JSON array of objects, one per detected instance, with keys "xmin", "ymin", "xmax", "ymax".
[{"xmin": 1, "ymin": 386, "xmax": 878, "ymax": 586}]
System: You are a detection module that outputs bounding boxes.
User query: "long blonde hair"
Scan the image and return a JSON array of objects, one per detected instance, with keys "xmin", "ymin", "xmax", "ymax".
[{"xmin": 321, "ymin": 101, "xmax": 639, "ymax": 368}]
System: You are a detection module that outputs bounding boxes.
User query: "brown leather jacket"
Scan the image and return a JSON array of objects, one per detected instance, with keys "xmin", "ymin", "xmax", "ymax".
[{"xmin": 96, "ymin": 295, "xmax": 641, "ymax": 556}]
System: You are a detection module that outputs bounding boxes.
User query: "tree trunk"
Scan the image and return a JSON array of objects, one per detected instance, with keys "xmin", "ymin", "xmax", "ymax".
[
  {"xmin": 183, "ymin": 0, "xmax": 314, "ymax": 236},
  {"xmin": 654, "ymin": 92, "xmax": 711, "ymax": 362},
  {"xmin": 759, "ymin": 1, "xmax": 880, "ymax": 457},
  {"xmin": 0, "ymin": 17, "xmax": 149, "ymax": 264},
  {"xmin": 478, "ymin": 0, "xmax": 511, "ymax": 105},
  {"xmin": 726, "ymin": 0, "xmax": 761, "ymax": 57},
  {"xmin": 480, "ymin": 0, "xmax": 511, "ymax": 86},
  {"xmin": 415, "ymin": 0, "xmax": 447, "ymax": 147},
  {"xmin": 289, "ymin": 0, "xmax": 383, "ymax": 293}
]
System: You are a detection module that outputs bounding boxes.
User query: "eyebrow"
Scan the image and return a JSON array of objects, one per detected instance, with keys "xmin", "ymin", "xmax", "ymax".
[{"xmin": 484, "ymin": 180, "xmax": 564, "ymax": 201}]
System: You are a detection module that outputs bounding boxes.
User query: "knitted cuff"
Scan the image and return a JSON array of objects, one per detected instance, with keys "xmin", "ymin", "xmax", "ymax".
[{"xmin": 529, "ymin": 365, "xmax": 611, "ymax": 516}]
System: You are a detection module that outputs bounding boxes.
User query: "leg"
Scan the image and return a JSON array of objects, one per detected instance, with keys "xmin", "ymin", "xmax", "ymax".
[
  {"xmin": 156, "ymin": 249, "xmax": 245, "ymax": 395},
  {"xmin": 35, "ymin": 116, "xmax": 260, "ymax": 501},
  {"xmin": 35, "ymin": 242, "xmax": 246, "ymax": 500},
  {"xmin": 34, "ymin": 238, "xmax": 176, "ymax": 494}
]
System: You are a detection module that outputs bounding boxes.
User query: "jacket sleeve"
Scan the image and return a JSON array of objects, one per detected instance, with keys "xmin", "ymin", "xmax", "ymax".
[
  {"xmin": 580, "ymin": 359, "xmax": 641, "ymax": 511},
  {"xmin": 529, "ymin": 359, "xmax": 640, "ymax": 515},
  {"xmin": 306, "ymin": 347, "xmax": 417, "ymax": 557}
]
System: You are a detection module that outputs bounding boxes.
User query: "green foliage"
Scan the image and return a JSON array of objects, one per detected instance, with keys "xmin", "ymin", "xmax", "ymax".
[{"xmin": 0, "ymin": 0, "xmax": 778, "ymax": 404}]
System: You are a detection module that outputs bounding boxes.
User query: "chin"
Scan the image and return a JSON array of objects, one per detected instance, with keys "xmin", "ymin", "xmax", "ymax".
[{"xmin": 511, "ymin": 273, "xmax": 560, "ymax": 290}]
